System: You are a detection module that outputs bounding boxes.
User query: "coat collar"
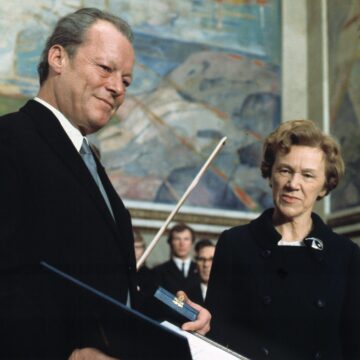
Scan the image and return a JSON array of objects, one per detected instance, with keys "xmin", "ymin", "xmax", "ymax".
[{"xmin": 249, "ymin": 208, "xmax": 333, "ymax": 263}]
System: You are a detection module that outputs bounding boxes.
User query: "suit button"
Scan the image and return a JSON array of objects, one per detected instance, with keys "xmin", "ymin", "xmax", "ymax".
[
  {"xmin": 314, "ymin": 351, "xmax": 322, "ymax": 359},
  {"xmin": 316, "ymin": 299, "xmax": 326, "ymax": 308},
  {"xmin": 261, "ymin": 347, "xmax": 270, "ymax": 356},
  {"xmin": 261, "ymin": 249, "xmax": 271, "ymax": 258},
  {"xmin": 263, "ymin": 295, "xmax": 272, "ymax": 305}
]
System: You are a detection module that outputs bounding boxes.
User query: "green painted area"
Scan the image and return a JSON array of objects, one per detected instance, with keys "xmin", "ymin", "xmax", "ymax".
[
  {"xmin": 0, "ymin": 95, "xmax": 30, "ymax": 116},
  {"xmin": 0, "ymin": 94, "xmax": 121, "ymax": 128}
]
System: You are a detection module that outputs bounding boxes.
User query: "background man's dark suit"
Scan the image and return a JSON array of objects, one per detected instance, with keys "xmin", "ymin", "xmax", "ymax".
[
  {"xmin": 0, "ymin": 100, "xmax": 137, "ymax": 358},
  {"xmin": 152, "ymin": 259, "xmax": 200, "ymax": 297},
  {"xmin": 150, "ymin": 259, "xmax": 202, "ymax": 322}
]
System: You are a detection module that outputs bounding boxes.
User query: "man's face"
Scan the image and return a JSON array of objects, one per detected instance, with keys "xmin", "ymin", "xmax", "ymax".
[
  {"xmin": 134, "ymin": 241, "xmax": 145, "ymax": 262},
  {"xmin": 51, "ymin": 20, "xmax": 135, "ymax": 134},
  {"xmin": 196, "ymin": 246, "xmax": 215, "ymax": 284},
  {"xmin": 170, "ymin": 229, "xmax": 193, "ymax": 260}
]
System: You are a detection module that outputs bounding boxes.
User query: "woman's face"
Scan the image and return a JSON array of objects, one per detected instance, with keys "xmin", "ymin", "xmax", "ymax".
[{"xmin": 270, "ymin": 145, "xmax": 327, "ymax": 222}]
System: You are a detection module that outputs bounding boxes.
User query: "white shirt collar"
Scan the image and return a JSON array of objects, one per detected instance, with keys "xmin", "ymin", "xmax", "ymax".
[
  {"xmin": 277, "ymin": 239, "xmax": 305, "ymax": 247},
  {"xmin": 34, "ymin": 97, "xmax": 84, "ymax": 152},
  {"xmin": 200, "ymin": 283, "xmax": 208, "ymax": 301},
  {"xmin": 172, "ymin": 256, "xmax": 192, "ymax": 277}
]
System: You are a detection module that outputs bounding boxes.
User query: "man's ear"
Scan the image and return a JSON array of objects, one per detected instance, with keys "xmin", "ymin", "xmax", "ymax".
[{"xmin": 47, "ymin": 45, "xmax": 67, "ymax": 74}]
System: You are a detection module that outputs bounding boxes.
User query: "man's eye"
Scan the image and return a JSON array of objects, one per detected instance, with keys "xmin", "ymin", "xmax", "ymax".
[
  {"xmin": 98, "ymin": 64, "xmax": 112, "ymax": 73},
  {"xmin": 279, "ymin": 168, "xmax": 290, "ymax": 174},
  {"xmin": 123, "ymin": 79, "xmax": 131, "ymax": 88}
]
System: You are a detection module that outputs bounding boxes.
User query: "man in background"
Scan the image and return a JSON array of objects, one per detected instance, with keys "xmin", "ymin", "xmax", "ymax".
[
  {"xmin": 152, "ymin": 223, "xmax": 201, "ymax": 296},
  {"xmin": 151, "ymin": 223, "xmax": 202, "ymax": 322},
  {"xmin": 0, "ymin": 8, "xmax": 209, "ymax": 359},
  {"xmin": 194, "ymin": 239, "xmax": 216, "ymax": 304},
  {"xmin": 133, "ymin": 228, "xmax": 152, "ymax": 294}
]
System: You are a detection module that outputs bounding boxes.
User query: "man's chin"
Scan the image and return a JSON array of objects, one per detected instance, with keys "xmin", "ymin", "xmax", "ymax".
[{"xmin": 87, "ymin": 117, "xmax": 111, "ymax": 134}]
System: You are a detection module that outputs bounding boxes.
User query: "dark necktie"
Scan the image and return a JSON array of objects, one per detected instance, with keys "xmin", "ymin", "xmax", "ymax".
[
  {"xmin": 80, "ymin": 139, "xmax": 114, "ymax": 218},
  {"xmin": 181, "ymin": 261, "xmax": 186, "ymax": 278}
]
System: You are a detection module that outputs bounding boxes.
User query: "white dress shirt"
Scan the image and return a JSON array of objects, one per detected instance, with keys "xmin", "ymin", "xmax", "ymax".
[
  {"xmin": 172, "ymin": 256, "xmax": 192, "ymax": 278},
  {"xmin": 34, "ymin": 97, "xmax": 85, "ymax": 150}
]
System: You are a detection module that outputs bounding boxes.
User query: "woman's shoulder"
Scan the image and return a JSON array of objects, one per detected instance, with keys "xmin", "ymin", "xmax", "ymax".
[
  {"xmin": 217, "ymin": 210, "xmax": 273, "ymax": 246},
  {"xmin": 312, "ymin": 213, "xmax": 360, "ymax": 261},
  {"xmin": 219, "ymin": 222, "xmax": 253, "ymax": 242}
]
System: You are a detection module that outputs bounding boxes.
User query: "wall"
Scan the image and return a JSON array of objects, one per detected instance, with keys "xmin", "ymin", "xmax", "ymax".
[{"xmin": 0, "ymin": 1, "xmax": 358, "ymax": 265}]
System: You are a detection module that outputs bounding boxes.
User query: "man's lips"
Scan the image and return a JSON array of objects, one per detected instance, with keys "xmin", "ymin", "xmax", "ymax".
[{"xmin": 97, "ymin": 97, "xmax": 114, "ymax": 109}]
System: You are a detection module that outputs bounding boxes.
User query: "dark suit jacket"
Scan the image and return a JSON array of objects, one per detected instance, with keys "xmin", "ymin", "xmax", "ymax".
[
  {"xmin": 206, "ymin": 209, "xmax": 360, "ymax": 360},
  {"xmin": 152, "ymin": 259, "xmax": 201, "ymax": 298},
  {"xmin": 0, "ymin": 100, "xmax": 137, "ymax": 359},
  {"xmin": 149, "ymin": 259, "xmax": 201, "ymax": 323}
]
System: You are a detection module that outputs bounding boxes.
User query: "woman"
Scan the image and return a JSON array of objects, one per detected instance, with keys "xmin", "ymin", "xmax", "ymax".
[{"xmin": 206, "ymin": 120, "xmax": 360, "ymax": 360}]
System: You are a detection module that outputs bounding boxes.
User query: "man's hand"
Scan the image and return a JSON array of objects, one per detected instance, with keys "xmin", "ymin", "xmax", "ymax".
[
  {"xmin": 176, "ymin": 291, "xmax": 211, "ymax": 335},
  {"xmin": 68, "ymin": 348, "xmax": 119, "ymax": 360}
]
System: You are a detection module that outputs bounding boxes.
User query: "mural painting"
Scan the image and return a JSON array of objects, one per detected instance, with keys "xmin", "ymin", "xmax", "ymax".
[
  {"xmin": 328, "ymin": 0, "xmax": 360, "ymax": 212},
  {"xmin": 0, "ymin": 0, "xmax": 281, "ymax": 215}
]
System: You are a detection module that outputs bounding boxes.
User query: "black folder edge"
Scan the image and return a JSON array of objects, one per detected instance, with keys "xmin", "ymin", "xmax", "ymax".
[{"xmin": 40, "ymin": 261, "xmax": 192, "ymax": 359}]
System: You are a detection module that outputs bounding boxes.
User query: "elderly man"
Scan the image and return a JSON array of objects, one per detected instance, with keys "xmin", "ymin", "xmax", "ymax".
[
  {"xmin": 194, "ymin": 239, "xmax": 216, "ymax": 304},
  {"xmin": 0, "ymin": 8, "xmax": 209, "ymax": 359}
]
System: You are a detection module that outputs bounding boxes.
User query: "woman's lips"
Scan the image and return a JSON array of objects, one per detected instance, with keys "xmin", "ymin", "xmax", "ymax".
[{"xmin": 281, "ymin": 194, "xmax": 300, "ymax": 203}]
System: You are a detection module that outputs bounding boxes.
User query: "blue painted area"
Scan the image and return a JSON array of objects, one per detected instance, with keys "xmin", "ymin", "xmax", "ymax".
[
  {"xmin": 0, "ymin": 1, "xmax": 282, "ymax": 213},
  {"xmin": 15, "ymin": 26, "xmax": 47, "ymax": 78},
  {"xmin": 133, "ymin": 30, "xmax": 272, "ymax": 81},
  {"xmin": 128, "ymin": 64, "xmax": 161, "ymax": 96},
  {"xmin": 129, "ymin": 0, "xmax": 281, "ymax": 64}
]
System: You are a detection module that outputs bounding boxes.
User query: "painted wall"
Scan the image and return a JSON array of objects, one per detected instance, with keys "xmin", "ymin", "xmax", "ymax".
[
  {"xmin": 328, "ymin": 0, "xmax": 360, "ymax": 213},
  {"xmin": 0, "ymin": 0, "xmax": 281, "ymax": 218}
]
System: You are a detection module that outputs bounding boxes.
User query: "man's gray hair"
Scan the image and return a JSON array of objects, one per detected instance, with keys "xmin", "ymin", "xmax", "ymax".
[{"xmin": 37, "ymin": 7, "xmax": 133, "ymax": 85}]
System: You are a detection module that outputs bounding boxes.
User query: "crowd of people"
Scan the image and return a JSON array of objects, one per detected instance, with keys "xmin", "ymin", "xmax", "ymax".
[{"xmin": 1, "ymin": 6, "xmax": 359, "ymax": 360}]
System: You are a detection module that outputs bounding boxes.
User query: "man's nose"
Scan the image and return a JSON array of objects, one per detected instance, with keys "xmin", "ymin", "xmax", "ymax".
[{"xmin": 107, "ymin": 73, "xmax": 125, "ymax": 98}]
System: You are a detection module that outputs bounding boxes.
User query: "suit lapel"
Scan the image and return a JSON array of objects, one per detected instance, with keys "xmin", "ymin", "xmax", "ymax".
[
  {"xmin": 169, "ymin": 259, "xmax": 185, "ymax": 281},
  {"xmin": 21, "ymin": 100, "xmax": 121, "ymax": 241},
  {"xmin": 188, "ymin": 261, "xmax": 199, "ymax": 278},
  {"xmin": 96, "ymin": 159, "xmax": 135, "ymax": 262}
]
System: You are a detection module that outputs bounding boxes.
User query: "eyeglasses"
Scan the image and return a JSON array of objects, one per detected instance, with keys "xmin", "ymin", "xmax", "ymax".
[{"xmin": 196, "ymin": 257, "xmax": 213, "ymax": 264}]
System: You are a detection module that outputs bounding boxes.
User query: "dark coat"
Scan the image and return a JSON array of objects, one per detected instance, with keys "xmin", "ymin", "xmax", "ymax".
[
  {"xmin": 0, "ymin": 100, "xmax": 137, "ymax": 359},
  {"xmin": 190, "ymin": 283, "xmax": 206, "ymax": 307},
  {"xmin": 206, "ymin": 209, "xmax": 360, "ymax": 360}
]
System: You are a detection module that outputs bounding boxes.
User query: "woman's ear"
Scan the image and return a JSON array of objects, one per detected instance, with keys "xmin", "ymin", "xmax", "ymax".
[{"xmin": 319, "ymin": 187, "xmax": 327, "ymax": 199}]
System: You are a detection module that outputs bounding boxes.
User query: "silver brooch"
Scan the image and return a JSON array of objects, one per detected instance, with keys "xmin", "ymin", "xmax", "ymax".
[{"xmin": 305, "ymin": 237, "xmax": 324, "ymax": 251}]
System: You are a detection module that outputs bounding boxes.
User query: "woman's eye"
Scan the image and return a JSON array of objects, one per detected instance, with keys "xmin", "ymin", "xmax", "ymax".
[{"xmin": 304, "ymin": 173, "xmax": 314, "ymax": 179}]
